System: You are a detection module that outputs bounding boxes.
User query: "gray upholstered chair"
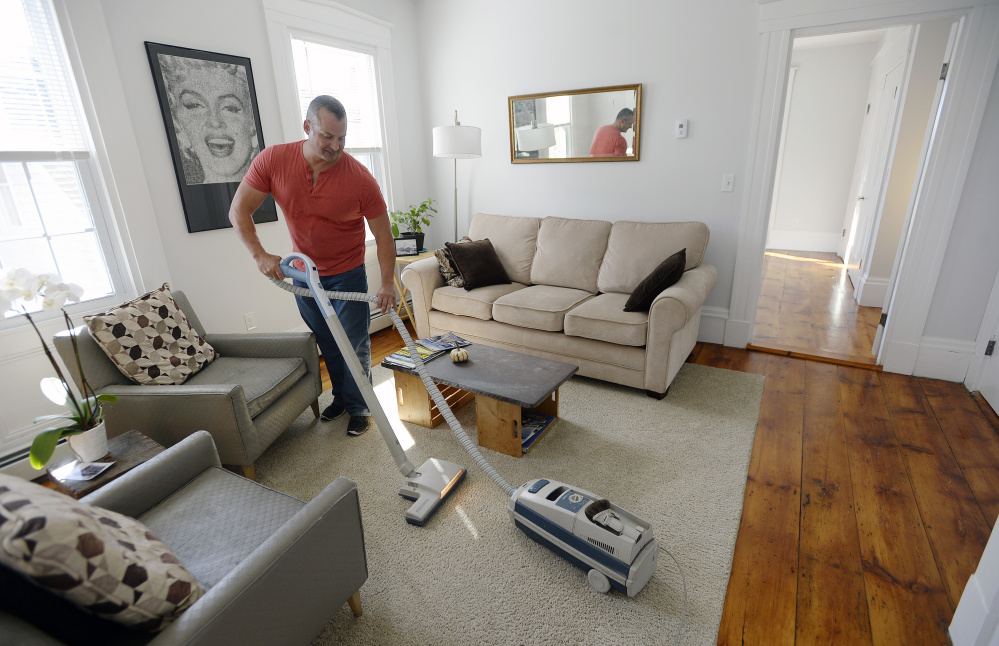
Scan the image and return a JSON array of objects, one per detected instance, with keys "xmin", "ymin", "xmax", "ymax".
[
  {"xmin": 53, "ymin": 291, "xmax": 322, "ymax": 479},
  {"xmin": 0, "ymin": 431, "xmax": 368, "ymax": 645}
]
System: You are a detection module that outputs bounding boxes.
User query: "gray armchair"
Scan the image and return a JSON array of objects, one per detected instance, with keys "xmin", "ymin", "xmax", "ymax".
[
  {"xmin": 0, "ymin": 431, "xmax": 368, "ymax": 645},
  {"xmin": 54, "ymin": 291, "xmax": 322, "ymax": 478}
]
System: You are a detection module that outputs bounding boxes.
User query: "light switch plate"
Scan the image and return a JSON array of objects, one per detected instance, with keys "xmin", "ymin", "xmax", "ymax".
[{"xmin": 722, "ymin": 174, "xmax": 735, "ymax": 192}]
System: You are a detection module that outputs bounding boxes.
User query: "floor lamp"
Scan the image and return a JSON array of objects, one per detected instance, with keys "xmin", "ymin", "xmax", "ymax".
[{"xmin": 433, "ymin": 112, "xmax": 481, "ymax": 242}]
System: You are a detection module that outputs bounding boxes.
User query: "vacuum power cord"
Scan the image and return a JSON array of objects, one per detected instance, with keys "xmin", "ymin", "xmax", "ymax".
[{"xmin": 269, "ymin": 277, "xmax": 516, "ymax": 497}]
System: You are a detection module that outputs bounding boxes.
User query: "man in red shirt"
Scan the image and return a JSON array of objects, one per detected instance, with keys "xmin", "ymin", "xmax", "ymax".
[
  {"xmin": 229, "ymin": 95, "xmax": 397, "ymax": 437},
  {"xmin": 589, "ymin": 108, "xmax": 635, "ymax": 157}
]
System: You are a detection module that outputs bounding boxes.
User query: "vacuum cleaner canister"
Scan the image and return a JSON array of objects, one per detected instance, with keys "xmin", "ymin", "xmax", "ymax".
[{"xmin": 509, "ymin": 478, "xmax": 659, "ymax": 596}]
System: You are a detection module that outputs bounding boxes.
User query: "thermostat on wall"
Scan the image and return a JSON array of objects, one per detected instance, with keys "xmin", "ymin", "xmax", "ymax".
[{"xmin": 675, "ymin": 120, "xmax": 688, "ymax": 138}]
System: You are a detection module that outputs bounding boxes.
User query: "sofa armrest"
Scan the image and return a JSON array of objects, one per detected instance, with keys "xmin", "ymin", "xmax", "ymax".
[
  {"xmin": 401, "ymin": 257, "xmax": 444, "ymax": 339},
  {"xmin": 81, "ymin": 431, "xmax": 220, "ymax": 518},
  {"xmin": 205, "ymin": 332, "xmax": 321, "ymax": 384},
  {"xmin": 645, "ymin": 264, "xmax": 718, "ymax": 394},
  {"xmin": 96, "ymin": 384, "xmax": 258, "ymax": 465},
  {"xmin": 151, "ymin": 477, "xmax": 368, "ymax": 646}
]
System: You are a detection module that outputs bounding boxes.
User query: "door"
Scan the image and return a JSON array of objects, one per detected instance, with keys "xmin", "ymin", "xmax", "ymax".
[{"xmin": 847, "ymin": 60, "xmax": 905, "ymax": 291}]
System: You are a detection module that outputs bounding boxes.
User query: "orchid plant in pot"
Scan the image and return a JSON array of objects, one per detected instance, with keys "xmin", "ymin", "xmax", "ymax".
[{"xmin": 0, "ymin": 268, "xmax": 117, "ymax": 468}]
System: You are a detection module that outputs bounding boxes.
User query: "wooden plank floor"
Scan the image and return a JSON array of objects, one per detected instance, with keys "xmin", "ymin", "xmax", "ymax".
[
  {"xmin": 354, "ymin": 329, "xmax": 999, "ymax": 644},
  {"xmin": 752, "ymin": 250, "xmax": 882, "ymax": 363}
]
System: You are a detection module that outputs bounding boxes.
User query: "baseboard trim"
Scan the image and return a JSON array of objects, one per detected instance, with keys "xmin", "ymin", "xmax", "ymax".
[
  {"xmin": 857, "ymin": 275, "xmax": 889, "ymax": 308},
  {"xmin": 765, "ymin": 230, "xmax": 841, "ymax": 253},
  {"xmin": 913, "ymin": 336, "xmax": 976, "ymax": 382},
  {"xmin": 699, "ymin": 306, "xmax": 728, "ymax": 345}
]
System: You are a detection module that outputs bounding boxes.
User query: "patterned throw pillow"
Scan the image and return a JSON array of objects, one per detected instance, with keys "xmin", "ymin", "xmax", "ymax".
[
  {"xmin": 85, "ymin": 284, "xmax": 218, "ymax": 385},
  {"xmin": 0, "ymin": 474, "xmax": 204, "ymax": 632},
  {"xmin": 434, "ymin": 236, "xmax": 472, "ymax": 288}
]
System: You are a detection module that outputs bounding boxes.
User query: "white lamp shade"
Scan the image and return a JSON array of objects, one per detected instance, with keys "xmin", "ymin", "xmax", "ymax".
[
  {"xmin": 433, "ymin": 125, "xmax": 482, "ymax": 159},
  {"xmin": 515, "ymin": 123, "xmax": 556, "ymax": 152}
]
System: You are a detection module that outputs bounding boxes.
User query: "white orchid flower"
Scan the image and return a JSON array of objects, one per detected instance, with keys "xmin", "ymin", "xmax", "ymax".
[
  {"xmin": 36, "ymin": 273, "xmax": 61, "ymax": 287},
  {"xmin": 64, "ymin": 283, "xmax": 84, "ymax": 302},
  {"xmin": 42, "ymin": 290, "xmax": 69, "ymax": 310}
]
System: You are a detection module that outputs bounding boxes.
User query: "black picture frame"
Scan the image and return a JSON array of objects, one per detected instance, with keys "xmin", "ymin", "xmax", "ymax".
[
  {"xmin": 394, "ymin": 238, "xmax": 419, "ymax": 257},
  {"xmin": 145, "ymin": 42, "xmax": 277, "ymax": 233}
]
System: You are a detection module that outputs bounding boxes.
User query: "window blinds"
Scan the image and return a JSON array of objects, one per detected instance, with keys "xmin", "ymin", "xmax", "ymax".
[{"xmin": 0, "ymin": 0, "xmax": 87, "ymax": 152}]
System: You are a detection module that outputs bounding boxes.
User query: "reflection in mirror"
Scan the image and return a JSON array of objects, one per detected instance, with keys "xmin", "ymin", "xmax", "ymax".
[{"xmin": 509, "ymin": 84, "xmax": 641, "ymax": 163}]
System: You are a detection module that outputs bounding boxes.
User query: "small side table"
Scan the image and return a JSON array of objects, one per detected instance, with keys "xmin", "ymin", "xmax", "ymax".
[
  {"xmin": 394, "ymin": 249, "xmax": 436, "ymax": 322},
  {"xmin": 44, "ymin": 430, "xmax": 164, "ymax": 499}
]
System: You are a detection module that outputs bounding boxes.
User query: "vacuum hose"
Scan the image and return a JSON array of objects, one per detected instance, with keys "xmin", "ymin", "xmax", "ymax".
[{"xmin": 269, "ymin": 276, "xmax": 516, "ymax": 497}]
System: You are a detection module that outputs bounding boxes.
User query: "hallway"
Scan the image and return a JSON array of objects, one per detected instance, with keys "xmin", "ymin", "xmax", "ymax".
[{"xmin": 750, "ymin": 250, "xmax": 882, "ymax": 366}]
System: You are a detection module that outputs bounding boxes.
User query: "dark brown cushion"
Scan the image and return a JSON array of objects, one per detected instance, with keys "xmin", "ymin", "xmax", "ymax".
[
  {"xmin": 446, "ymin": 238, "xmax": 511, "ymax": 291},
  {"xmin": 435, "ymin": 236, "xmax": 472, "ymax": 288},
  {"xmin": 624, "ymin": 248, "xmax": 686, "ymax": 312}
]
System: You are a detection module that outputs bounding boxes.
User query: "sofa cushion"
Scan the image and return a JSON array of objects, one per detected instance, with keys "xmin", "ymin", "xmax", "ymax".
[
  {"xmin": 432, "ymin": 283, "xmax": 527, "ymax": 320},
  {"xmin": 85, "ymin": 284, "xmax": 219, "ymax": 386},
  {"xmin": 184, "ymin": 357, "xmax": 306, "ymax": 417},
  {"xmin": 468, "ymin": 213, "xmax": 541, "ymax": 285},
  {"xmin": 565, "ymin": 293, "xmax": 650, "ymax": 346},
  {"xmin": 492, "ymin": 285, "xmax": 594, "ymax": 332},
  {"xmin": 625, "ymin": 248, "xmax": 686, "ymax": 312},
  {"xmin": 137, "ymin": 468, "xmax": 302, "ymax": 590},
  {"xmin": 530, "ymin": 217, "xmax": 611, "ymax": 293},
  {"xmin": 0, "ymin": 474, "xmax": 204, "ymax": 632},
  {"xmin": 598, "ymin": 221, "xmax": 709, "ymax": 294},
  {"xmin": 446, "ymin": 239, "xmax": 511, "ymax": 290}
]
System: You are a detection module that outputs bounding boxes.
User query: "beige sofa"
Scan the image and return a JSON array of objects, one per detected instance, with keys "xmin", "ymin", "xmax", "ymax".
[{"xmin": 401, "ymin": 213, "xmax": 717, "ymax": 397}]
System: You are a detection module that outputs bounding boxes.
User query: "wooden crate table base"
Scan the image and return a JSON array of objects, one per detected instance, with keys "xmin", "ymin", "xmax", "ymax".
[{"xmin": 385, "ymin": 344, "xmax": 577, "ymax": 458}]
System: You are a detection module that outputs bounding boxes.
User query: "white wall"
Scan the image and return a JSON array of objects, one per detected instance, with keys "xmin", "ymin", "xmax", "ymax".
[
  {"xmin": 416, "ymin": 0, "xmax": 760, "ymax": 319},
  {"xmin": 924, "ymin": 61, "xmax": 999, "ymax": 341},
  {"xmin": 768, "ymin": 39, "xmax": 878, "ymax": 252},
  {"xmin": 866, "ymin": 20, "xmax": 952, "ymax": 283}
]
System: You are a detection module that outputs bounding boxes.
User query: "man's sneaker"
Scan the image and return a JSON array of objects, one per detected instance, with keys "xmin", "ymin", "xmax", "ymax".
[
  {"xmin": 346, "ymin": 416, "xmax": 372, "ymax": 437},
  {"xmin": 320, "ymin": 402, "xmax": 346, "ymax": 422}
]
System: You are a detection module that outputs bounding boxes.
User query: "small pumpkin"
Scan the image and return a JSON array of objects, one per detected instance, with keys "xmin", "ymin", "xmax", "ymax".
[{"xmin": 450, "ymin": 348, "xmax": 469, "ymax": 363}]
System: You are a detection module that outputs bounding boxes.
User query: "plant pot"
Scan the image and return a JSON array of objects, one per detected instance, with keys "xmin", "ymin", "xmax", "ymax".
[
  {"xmin": 399, "ymin": 231, "xmax": 425, "ymax": 252},
  {"xmin": 68, "ymin": 422, "xmax": 108, "ymax": 463}
]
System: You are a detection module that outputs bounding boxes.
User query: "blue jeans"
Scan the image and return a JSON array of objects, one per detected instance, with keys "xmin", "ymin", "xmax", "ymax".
[{"xmin": 294, "ymin": 264, "xmax": 371, "ymax": 417}]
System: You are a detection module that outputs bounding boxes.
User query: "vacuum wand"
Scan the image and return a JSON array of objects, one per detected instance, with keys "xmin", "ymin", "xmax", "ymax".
[{"xmin": 279, "ymin": 253, "xmax": 417, "ymax": 478}]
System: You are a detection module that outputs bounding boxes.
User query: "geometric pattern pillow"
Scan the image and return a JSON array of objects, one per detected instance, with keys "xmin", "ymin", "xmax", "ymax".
[
  {"xmin": 0, "ymin": 474, "xmax": 204, "ymax": 632},
  {"xmin": 84, "ymin": 283, "xmax": 218, "ymax": 386}
]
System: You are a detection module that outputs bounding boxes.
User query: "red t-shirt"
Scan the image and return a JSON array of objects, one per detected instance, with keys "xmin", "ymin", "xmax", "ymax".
[
  {"xmin": 243, "ymin": 142, "xmax": 387, "ymax": 275},
  {"xmin": 589, "ymin": 125, "xmax": 627, "ymax": 157}
]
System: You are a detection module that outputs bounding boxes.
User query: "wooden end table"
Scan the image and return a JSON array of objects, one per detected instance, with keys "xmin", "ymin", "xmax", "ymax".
[
  {"xmin": 383, "ymin": 344, "xmax": 578, "ymax": 458},
  {"xmin": 43, "ymin": 430, "xmax": 164, "ymax": 499},
  {"xmin": 393, "ymin": 250, "xmax": 436, "ymax": 322}
]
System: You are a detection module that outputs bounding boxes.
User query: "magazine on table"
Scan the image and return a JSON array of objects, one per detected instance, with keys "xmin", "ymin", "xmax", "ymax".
[
  {"xmin": 521, "ymin": 412, "xmax": 554, "ymax": 444},
  {"xmin": 417, "ymin": 333, "xmax": 472, "ymax": 352}
]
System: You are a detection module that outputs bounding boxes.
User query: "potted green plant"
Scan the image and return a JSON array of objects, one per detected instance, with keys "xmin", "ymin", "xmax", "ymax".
[
  {"xmin": 389, "ymin": 198, "xmax": 437, "ymax": 252},
  {"xmin": 0, "ymin": 268, "xmax": 117, "ymax": 468}
]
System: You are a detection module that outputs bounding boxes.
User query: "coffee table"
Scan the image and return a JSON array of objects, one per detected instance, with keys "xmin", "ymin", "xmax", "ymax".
[{"xmin": 383, "ymin": 344, "xmax": 578, "ymax": 458}]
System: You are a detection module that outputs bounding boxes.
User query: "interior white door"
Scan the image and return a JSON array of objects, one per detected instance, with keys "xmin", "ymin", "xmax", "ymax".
[{"xmin": 847, "ymin": 60, "xmax": 905, "ymax": 291}]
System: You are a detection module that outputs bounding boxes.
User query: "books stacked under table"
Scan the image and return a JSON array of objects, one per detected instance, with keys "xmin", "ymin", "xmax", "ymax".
[
  {"xmin": 521, "ymin": 411, "xmax": 556, "ymax": 452},
  {"xmin": 381, "ymin": 333, "xmax": 472, "ymax": 370}
]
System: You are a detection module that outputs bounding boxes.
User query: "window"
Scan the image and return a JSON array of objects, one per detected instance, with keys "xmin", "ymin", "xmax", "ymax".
[
  {"xmin": 546, "ymin": 95, "xmax": 572, "ymax": 158},
  {"xmin": 290, "ymin": 36, "xmax": 389, "ymax": 217},
  {"xmin": 0, "ymin": 0, "xmax": 125, "ymax": 317}
]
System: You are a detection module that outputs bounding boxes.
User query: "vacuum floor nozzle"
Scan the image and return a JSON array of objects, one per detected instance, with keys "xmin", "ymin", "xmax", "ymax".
[{"xmin": 399, "ymin": 458, "xmax": 467, "ymax": 526}]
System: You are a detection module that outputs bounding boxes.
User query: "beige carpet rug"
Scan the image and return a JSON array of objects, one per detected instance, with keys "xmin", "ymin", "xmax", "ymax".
[{"xmin": 255, "ymin": 362, "xmax": 765, "ymax": 646}]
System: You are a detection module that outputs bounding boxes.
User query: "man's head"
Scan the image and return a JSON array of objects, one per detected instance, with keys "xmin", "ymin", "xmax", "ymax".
[
  {"xmin": 303, "ymin": 95, "xmax": 348, "ymax": 164},
  {"xmin": 614, "ymin": 108, "xmax": 636, "ymax": 133}
]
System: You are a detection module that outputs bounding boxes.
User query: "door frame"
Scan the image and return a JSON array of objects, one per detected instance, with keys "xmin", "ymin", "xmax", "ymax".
[{"xmin": 725, "ymin": 2, "xmax": 999, "ymax": 379}]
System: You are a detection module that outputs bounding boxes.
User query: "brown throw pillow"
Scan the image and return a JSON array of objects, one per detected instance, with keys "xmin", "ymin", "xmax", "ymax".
[
  {"xmin": 85, "ymin": 284, "xmax": 218, "ymax": 386},
  {"xmin": 624, "ymin": 248, "xmax": 686, "ymax": 312},
  {"xmin": 434, "ymin": 236, "xmax": 472, "ymax": 288},
  {"xmin": 0, "ymin": 474, "xmax": 204, "ymax": 631},
  {"xmin": 446, "ymin": 238, "xmax": 511, "ymax": 291}
]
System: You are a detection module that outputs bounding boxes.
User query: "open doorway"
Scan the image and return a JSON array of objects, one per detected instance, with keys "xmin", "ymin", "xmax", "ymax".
[{"xmin": 750, "ymin": 19, "xmax": 956, "ymax": 366}]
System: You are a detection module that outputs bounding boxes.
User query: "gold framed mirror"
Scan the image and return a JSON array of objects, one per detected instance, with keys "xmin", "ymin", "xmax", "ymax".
[{"xmin": 508, "ymin": 83, "xmax": 641, "ymax": 163}]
